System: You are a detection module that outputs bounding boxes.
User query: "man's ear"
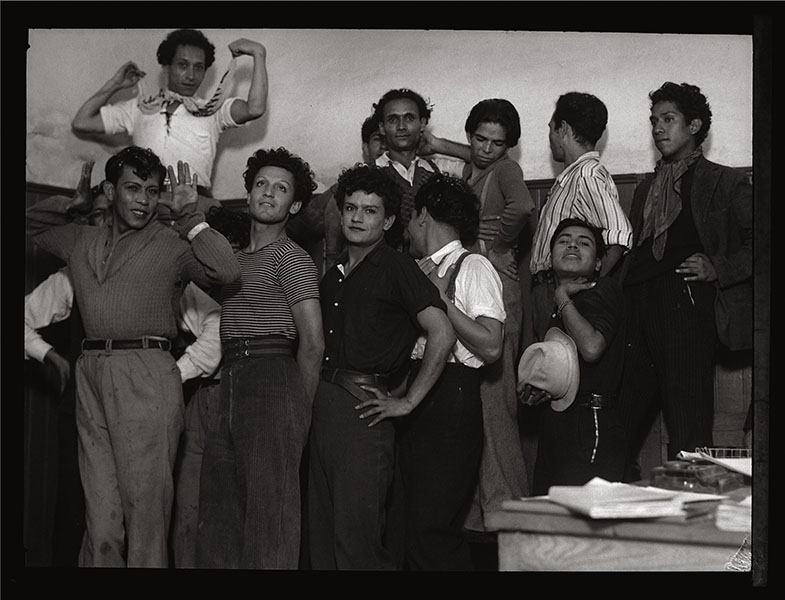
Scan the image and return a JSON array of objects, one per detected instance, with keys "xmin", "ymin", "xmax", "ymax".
[
  {"xmin": 595, "ymin": 256, "xmax": 602, "ymax": 275},
  {"xmin": 289, "ymin": 199, "xmax": 302, "ymax": 216},
  {"xmin": 102, "ymin": 180, "xmax": 115, "ymax": 202},
  {"xmin": 688, "ymin": 118, "xmax": 702, "ymax": 136},
  {"xmin": 559, "ymin": 120, "xmax": 574, "ymax": 141},
  {"xmin": 383, "ymin": 213, "xmax": 396, "ymax": 232},
  {"xmin": 419, "ymin": 207, "xmax": 428, "ymax": 226}
]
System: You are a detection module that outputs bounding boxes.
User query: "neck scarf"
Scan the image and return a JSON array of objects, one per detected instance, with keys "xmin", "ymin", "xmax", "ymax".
[
  {"xmin": 137, "ymin": 57, "xmax": 237, "ymax": 117},
  {"xmin": 638, "ymin": 146, "xmax": 703, "ymax": 260}
]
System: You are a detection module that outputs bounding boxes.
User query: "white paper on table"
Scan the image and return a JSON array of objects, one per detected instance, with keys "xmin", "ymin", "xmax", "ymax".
[
  {"xmin": 677, "ymin": 450, "xmax": 752, "ymax": 477},
  {"xmin": 546, "ymin": 478, "xmax": 727, "ymax": 519}
]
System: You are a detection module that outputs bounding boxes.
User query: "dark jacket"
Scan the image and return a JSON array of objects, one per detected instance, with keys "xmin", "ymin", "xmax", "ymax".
[{"xmin": 620, "ymin": 156, "xmax": 753, "ymax": 351}]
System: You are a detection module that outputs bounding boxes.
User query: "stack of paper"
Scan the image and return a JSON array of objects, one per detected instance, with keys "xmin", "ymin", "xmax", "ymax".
[
  {"xmin": 547, "ymin": 478, "xmax": 726, "ymax": 520},
  {"xmin": 715, "ymin": 495, "xmax": 752, "ymax": 532},
  {"xmin": 677, "ymin": 449, "xmax": 752, "ymax": 478}
]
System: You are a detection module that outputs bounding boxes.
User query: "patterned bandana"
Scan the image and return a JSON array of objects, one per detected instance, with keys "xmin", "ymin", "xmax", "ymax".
[
  {"xmin": 639, "ymin": 146, "xmax": 703, "ymax": 260},
  {"xmin": 137, "ymin": 57, "xmax": 237, "ymax": 117}
]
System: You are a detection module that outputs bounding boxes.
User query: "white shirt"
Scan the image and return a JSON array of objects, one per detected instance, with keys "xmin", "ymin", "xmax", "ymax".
[
  {"xmin": 24, "ymin": 268, "xmax": 72, "ymax": 363},
  {"xmin": 100, "ymin": 95, "xmax": 242, "ymax": 189},
  {"xmin": 24, "ymin": 272, "xmax": 222, "ymax": 382},
  {"xmin": 374, "ymin": 152, "xmax": 464, "ymax": 183},
  {"xmin": 410, "ymin": 240, "xmax": 506, "ymax": 368}
]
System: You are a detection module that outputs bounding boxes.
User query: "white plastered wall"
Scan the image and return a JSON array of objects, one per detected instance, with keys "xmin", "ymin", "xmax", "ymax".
[{"xmin": 26, "ymin": 28, "xmax": 752, "ymax": 199}]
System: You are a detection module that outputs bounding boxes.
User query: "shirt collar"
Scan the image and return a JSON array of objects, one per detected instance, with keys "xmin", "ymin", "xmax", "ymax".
[
  {"xmin": 337, "ymin": 239, "xmax": 388, "ymax": 276},
  {"xmin": 375, "ymin": 152, "xmax": 436, "ymax": 182},
  {"xmin": 423, "ymin": 240, "xmax": 465, "ymax": 272},
  {"xmin": 555, "ymin": 150, "xmax": 600, "ymax": 185}
]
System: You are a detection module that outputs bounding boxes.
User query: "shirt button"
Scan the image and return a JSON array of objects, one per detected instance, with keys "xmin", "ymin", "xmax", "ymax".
[
  {"xmin": 325, "ymin": 356, "xmax": 330, "ymax": 361},
  {"xmin": 334, "ymin": 302, "xmax": 339, "ymax": 307},
  {"xmin": 329, "ymin": 329, "xmax": 334, "ymax": 334}
]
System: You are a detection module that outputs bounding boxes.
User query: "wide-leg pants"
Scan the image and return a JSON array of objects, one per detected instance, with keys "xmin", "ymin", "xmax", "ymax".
[{"xmin": 75, "ymin": 348, "xmax": 184, "ymax": 568}]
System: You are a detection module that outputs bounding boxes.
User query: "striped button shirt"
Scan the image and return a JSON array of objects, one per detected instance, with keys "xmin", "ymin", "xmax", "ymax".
[
  {"xmin": 218, "ymin": 237, "xmax": 320, "ymax": 342},
  {"xmin": 529, "ymin": 151, "xmax": 633, "ymax": 275}
]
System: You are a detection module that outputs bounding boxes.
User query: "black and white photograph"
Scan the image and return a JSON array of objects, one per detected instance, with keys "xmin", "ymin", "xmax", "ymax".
[{"xmin": 5, "ymin": 1, "xmax": 770, "ymax": 586}]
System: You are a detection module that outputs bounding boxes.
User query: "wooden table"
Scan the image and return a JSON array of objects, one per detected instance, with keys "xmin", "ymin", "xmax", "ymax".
[{"xmin": 485, "ymin": 488, "xmax": 749, "ymax": 571}]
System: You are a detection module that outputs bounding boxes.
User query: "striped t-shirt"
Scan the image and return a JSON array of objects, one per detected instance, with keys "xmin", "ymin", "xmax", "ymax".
[
  {"xmin": 218, "ymin": 236, "xmax": 320, "ymax": 342},
  {"xmin": 529, "ymin": 151, "xmax": 633, "ymax": 275}
]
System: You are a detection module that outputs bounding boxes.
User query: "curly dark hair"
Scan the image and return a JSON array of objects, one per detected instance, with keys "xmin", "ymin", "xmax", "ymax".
[
  {"xmin": 205, "ymin": 205, "xmax": 251, "ymax": 249},
  {"xmin": 552, "ymin": 92, "xmax": 608, "ymax": 147},
  {"xmin": 335, "ymin": 163, "xmax": 404, "ymax": 246},
  {"xmin": 157, "ymin": 29, "xmax": 216, "ymax": 69},
  {"xmin": 242, "ymin": 147, "xmax": 317, "ymax": 211},
  {"xmin": 372, "ymin": 88, "xmax": 432, "ymax": 125},
  {"xmin": 649, "ymin": 82, "xmax": 712, "ymax": 146},
  {"xmin": 334, "ymin": 163, "xmax": 402, "ymax": 217},
  {"xmin": 549, "ymin": 217, "xmax": 606, "ymax": 259},
  {"xmin": 414, "ymin": 174, "xmax": 480, "ymax": 247},
  {"xmin": 105, "ymin": 146, "xmax": 166, "ymax": 187},
  {"xmin": 464, "ymin": 98, "xmax": 521, "ymax": 148}
]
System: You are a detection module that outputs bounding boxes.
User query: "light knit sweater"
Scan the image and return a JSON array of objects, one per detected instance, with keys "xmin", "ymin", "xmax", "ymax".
[{"xmin": 27, "ymin": 196, "xmax": 240, "ymax": 340}]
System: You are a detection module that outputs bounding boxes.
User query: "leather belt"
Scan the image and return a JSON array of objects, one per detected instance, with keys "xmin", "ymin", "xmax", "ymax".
[
  {"xmin": 575, "ymin": 393, "xmax": 614, "ymax": 409},
  {"xmin": 81, "ymin": 337, "xmax": 172, "ymax": 352},
  {"xmin": 222, "ymin": 335, "xmax": 295, "ymax": 364},
  {"xmin": 320, "ymin": 367, "xmax": 390, "ymax": 403}
]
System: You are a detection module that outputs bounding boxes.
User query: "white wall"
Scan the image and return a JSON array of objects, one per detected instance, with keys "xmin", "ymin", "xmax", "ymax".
[{"xmin": 26, "ymin": 28, "xmax": 753, "ymax": 199}]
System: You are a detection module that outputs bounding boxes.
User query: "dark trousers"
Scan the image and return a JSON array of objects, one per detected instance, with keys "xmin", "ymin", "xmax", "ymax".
[
  {"xmin": 196, "ymin": 355, "xmax": 310, "ymax": 569},
  {"xmin": 171, "ymin": 379, "xmax": 221, "ymax": 568},
  {"xmin": 530, "ymin": 276, "xmax": 556, "ymax": 344},
  {"xmin": 51, "ymin": 384, "xmax": 85, "ymax": 567},
  {"xmin": 307, "ymin": 380, "xmax": 397, "ymax": 570},
  {"xmin": 399, "ymin": 364, "xmax": 483, "ymax": 570},
  {"xmin": 617, "ymin": 270, "xmax": 717, "ymax": 481},
  {"xmin": 533, "ymin": 402, "xmax": 626, "ymax": 496}
]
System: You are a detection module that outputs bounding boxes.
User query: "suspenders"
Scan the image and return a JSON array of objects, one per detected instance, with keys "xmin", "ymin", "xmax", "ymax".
[
  {"xmin": 477, "ymin": 170, "xmax": 495, "ymax": 256},
  {"xmin": 445, "ymin": 250, "xmax": 470, "ymax": 304}
]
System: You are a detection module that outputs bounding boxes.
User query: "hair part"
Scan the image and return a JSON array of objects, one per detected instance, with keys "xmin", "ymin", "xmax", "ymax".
[
  {"xmin": 242, "ymin": 147, "xmax": 317, "ymax": 211},
  {"xmin": 414, "ymin": 174, "xmax": 480, "ymax": 247},
  {"xmin": 649, "ymin": 81, "xmax": 713, "ymax": 146},
  {"xmin": 104, "ymin": 146, "xmax": 167, "ymax": 187},
  {"xmin": 552, "ymin": 92, "xmax": 608, "ymax": 147},
  {"xmin": 464, "ymin": 98, "xmax": 521, "ymax": 148},
  {"xmin": 157, "ymin": 29, "xmax": 216, "ymax": 69},
  {"xmin": 372, "ymin": 88, "xmax": 432, "ymax": 124}
]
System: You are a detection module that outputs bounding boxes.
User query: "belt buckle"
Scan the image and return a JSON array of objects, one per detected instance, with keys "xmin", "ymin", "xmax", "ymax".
[{"xmin": 105, "ymin": 339, "xmax": 112, "ymax": 352}]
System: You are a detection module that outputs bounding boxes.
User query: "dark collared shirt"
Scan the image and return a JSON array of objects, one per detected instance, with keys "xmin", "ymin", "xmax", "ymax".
[
  {"xmin": 320, "ymin": 241, "xmax": 446, "ymax": 375},
  {"xmin": 549, "ymin": 276, "xmax": 625, "ymax": 396}
]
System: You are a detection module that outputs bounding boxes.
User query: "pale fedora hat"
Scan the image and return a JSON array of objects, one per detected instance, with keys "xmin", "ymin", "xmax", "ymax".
[{"xmin": 517, "ymin": 327, "xmax": 580, "ymax": 412}]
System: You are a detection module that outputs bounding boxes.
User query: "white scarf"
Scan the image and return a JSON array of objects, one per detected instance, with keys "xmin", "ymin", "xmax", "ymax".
[{"xmin": 137, "ymin": 57, "xmax": 237, "ymax": 117}]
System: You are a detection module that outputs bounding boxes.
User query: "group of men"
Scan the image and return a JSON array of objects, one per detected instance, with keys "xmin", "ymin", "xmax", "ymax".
[{"xmin": 25, "ymin": 28, "xmax": 752, "ymax": 570}]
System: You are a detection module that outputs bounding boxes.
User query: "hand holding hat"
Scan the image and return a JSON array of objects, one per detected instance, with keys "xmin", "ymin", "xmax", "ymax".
[{"xmin": 517, "ymin": 327, "xmax": 580, "ymax": 412}]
